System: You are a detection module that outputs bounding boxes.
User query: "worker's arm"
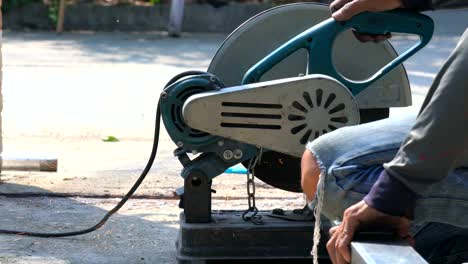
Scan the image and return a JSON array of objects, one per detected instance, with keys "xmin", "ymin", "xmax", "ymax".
[
  {"xmin": 429, "ymin": 0, "xmax": 468, "ymax": 9},
  {"xmin": 365, "ymin": 27, "xmax": 468, "ymax": 217},
  {"xmin": 331, "ymin": 0, "xmax": 468, "ymax": 217},
  {"xmin": 402, "ymin": 0, "xmax": 468, "ymax": 10},
  {"xmin": 334, "ymin": 28, "xmax": 468, "ymax": 263},
  {"xmin": 331, "ymin": 0, "xmax": 468, "ymax": 22},
  {"xmin": 326, "ymin": 1, "xmax": 468, "ymax": 263}
]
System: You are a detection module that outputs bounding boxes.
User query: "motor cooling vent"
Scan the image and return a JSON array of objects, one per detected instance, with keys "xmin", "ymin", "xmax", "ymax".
[{"xmin": 288, "ymin": 88, "xmax": 353, "ymax": 145}]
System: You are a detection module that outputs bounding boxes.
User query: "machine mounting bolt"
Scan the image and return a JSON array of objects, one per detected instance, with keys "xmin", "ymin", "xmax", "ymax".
[
  {"xmin": 210, "ymin": 76, "xmax": 216, "ymax": 82},
  {"xmin": 233, "ymin": 149, "xmax": 243, "ymax": 160},
  {"xmin": 217, "ymin": 140, "xmax": 224, "ymax": 147},
  {"xmin": 160, "ymin": 91, "xmax": 168, "ymax": 99},
  {"xmin": 223, "ymin": 150, "xmax": 234, "ymax": 160},
  {"xmin": 176, "ymin": 141, "xmax": 184, "ymax": 147}
]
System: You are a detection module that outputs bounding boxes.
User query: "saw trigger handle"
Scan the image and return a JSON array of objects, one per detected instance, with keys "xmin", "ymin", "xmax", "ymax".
[
  {"xmin": 344, "ymin": 9, "xmax": 434, "ymax": 38},
  {"xmin": 242, "ymin": 9, "xmax": 434, "ymax": 95}
]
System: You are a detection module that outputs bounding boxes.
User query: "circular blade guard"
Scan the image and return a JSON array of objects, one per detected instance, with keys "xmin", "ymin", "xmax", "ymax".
[{"xmin": 208, "ymin": 3, "xmax": 410, "ymax": 192}]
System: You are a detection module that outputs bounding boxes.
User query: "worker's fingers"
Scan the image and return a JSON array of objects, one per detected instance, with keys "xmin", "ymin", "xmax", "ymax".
[
  {"xmin": 335, "ymin": 249, "xmax": 348, "ymax": 264},
  {"xmin": 332, "ymin": 0, "xmax": 403, "ymax": 21},
  {"xmin": 396, "ymin": 222, "xmax": 411, "ymax": 238},
  {"xmin": 327, "ymin": 229, "xmax": 339, "ymax": 264},
  {"xmin": 373, "ymin": 33, "xmax": 391, "ymax": 43},
  {"xmin": 403, "ymin": 235, "xmax": 416, "ymax": 247},
  {"xmin": 352, "ymin": 31, "xmax": 392, "ymax": 43},
  {"xmin": 332, "ymin": 0, "xmax": 367, "ymax": 21},
  {"xmin": 329, "ymin": 226, "xmax": 339, "ymax": 236},
  {"xmin": 395, "ymin": 218, "xmax": 415, "ymax": 246},
  {"xmin": 332, "ymin": 225, "xmax": 349, "ymax": 264},
  {"xmin": 330, "ymin": 0, "xmax": 352, "ymax": 13},
  {"xmin": 336, "ymin": 216, "xmax": 360, "ymax": 262},
  {"xmin": 352, "ymin": 31, "xmax": 376, "ymax": 42}
]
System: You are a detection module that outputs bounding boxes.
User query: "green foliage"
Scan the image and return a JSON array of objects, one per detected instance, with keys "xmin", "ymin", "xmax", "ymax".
[
  {"xmin": 48, "ymin": 0, "xmax": 59, "ymax": 25},
  {"xmin": 1, "ymin": 0, "xmax": 58, "ymax": 26},
  {"xmin": 102, "ymin": 136, "xmax": 120, "ymax": 142},
  {"xmin": 148, "ymin": 0, "xmax": 160, "ymax": 5}
]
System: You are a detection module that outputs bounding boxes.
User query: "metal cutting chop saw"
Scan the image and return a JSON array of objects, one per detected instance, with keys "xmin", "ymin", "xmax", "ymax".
[{"xmin": 160, "ymin": 3, "xmax": 433, "ymax": 263}]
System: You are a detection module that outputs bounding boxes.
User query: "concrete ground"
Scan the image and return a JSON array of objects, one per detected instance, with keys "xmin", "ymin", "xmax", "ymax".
[{"xmin": 0, "ymin": 9, "xmax": 467, "ymax": 264}]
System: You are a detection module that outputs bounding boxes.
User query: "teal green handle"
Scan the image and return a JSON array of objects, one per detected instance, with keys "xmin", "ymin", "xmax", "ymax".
[{"xmin": 242, "ymin": 9, "xmax": 434, "ymax": 95}]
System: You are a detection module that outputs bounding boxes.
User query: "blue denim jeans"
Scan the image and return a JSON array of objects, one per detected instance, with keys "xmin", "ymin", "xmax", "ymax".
[
  {"xmin": 414, "ymin": 222, "xmax": 468, "ymax": 264},
  {"xmin": 307, "ymin": 113, "xmax": 468, "ymax": 226},
  {"xmin": 306, "ymin": 113, "xmax": 468, "ymax": 262}
]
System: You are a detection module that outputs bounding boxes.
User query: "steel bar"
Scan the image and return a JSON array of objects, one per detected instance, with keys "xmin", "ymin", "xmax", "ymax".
[
  {"xmin": 351, "ymin": 240, "xmax": 427, "ymax": 264},
  {"xmin": 1, "ymin": 154, "xmax": 57, "ymax": 172}
]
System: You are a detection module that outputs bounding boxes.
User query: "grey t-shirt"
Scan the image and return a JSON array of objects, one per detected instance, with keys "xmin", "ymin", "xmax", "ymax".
[{"xmin": 404, "ymin": 0, "xmax": 468, "ymax": 10}]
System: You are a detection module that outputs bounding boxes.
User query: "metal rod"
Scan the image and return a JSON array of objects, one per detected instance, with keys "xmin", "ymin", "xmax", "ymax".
[
  {"xmin": 351, "ymin": 240, "xmax": 427, "ymax": 264},
  {"xmin": 1, "ymin": 154, "xmax": 57, "ymax": 172}
]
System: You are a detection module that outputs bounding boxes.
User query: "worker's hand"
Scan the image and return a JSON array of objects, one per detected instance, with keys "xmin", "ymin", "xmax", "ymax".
[
  {"xmin": 330, "ymin": 0, "xmax": 404, "ymax": 43},
  {"xmin": 326, "ymin": 200, "xmax": 413, "ymax": 264},
  {"xmin": 330, "ymin": 0, "xmax": 403, "ymax": 21}
]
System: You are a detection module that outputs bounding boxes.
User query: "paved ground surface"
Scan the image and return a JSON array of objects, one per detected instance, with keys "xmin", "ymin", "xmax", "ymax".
[{"xmin": 0, "ymin": 9, "xmax": 466, "ymax": 264}]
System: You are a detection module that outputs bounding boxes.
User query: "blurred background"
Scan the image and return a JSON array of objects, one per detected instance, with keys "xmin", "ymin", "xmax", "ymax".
[{"xmin": 0, "ymin": 1, "xmax": 466, "ymax": 263}]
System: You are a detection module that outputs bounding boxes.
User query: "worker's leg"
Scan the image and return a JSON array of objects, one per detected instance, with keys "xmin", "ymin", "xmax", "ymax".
[
  {"xmin": 301, "ymin": 150, "xmax": 321, "ymax": 203},
  {"xmin": 303, "ymin": 110, "xmax": 468, "ymax": 226},
  {"xmin": 384, "ymin": 29, "xmax": 468, "ymax": 194},
  {"xmin": 303, "ymin": 114, "xmax": 417, "ymax": 219}
]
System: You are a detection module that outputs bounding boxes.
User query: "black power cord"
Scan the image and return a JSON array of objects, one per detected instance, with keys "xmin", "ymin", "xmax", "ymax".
[{"xmin": 0, "ymin": 71, "xmax": 208, "ymax": 238}]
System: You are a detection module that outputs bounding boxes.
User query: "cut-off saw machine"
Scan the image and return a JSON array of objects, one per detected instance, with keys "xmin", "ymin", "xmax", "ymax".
[{"xmin": 159, "ymin": 3, "xmax": 434, "ymax": 263}]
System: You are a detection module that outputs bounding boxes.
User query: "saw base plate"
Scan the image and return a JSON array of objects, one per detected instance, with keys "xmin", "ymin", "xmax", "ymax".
[{"xmin": 176, "ymin": 211, "xmax": 331, "ymax": 263}]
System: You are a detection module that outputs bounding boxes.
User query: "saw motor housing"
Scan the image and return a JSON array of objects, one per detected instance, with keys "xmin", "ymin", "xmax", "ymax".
[{"xmin": 160, "ymin": 6, "xmax": 434, "ymax": 223}]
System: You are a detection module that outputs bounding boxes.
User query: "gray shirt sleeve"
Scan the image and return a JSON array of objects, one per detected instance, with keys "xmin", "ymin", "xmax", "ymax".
[
  {"xmin": 431, "ymin": 0, "xmax": 468, "ymax": 9},
  {"xmin": 403, "ymin": 0, "xmax": 468, "ymax": 10}
]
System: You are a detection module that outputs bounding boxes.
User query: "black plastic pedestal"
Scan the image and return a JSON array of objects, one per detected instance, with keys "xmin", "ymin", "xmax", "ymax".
[{"xmin": 176, "ymin": 211, "xmax": 331, "ymax": 263}]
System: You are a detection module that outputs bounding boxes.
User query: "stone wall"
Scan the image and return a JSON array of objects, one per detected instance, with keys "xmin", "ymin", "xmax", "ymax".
[{"xmin": 4, "ymin": 3, "xmax": 54, "ymax": 30}]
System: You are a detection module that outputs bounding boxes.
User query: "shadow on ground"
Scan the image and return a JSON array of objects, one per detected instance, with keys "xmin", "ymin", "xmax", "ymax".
[
  {"xmin": 0, "ymin": 183, "xmax": 309, "ymax": 264},
  {"xmin": 0, "ymin": 183, "xmax": 179, "ymax": 264}
]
